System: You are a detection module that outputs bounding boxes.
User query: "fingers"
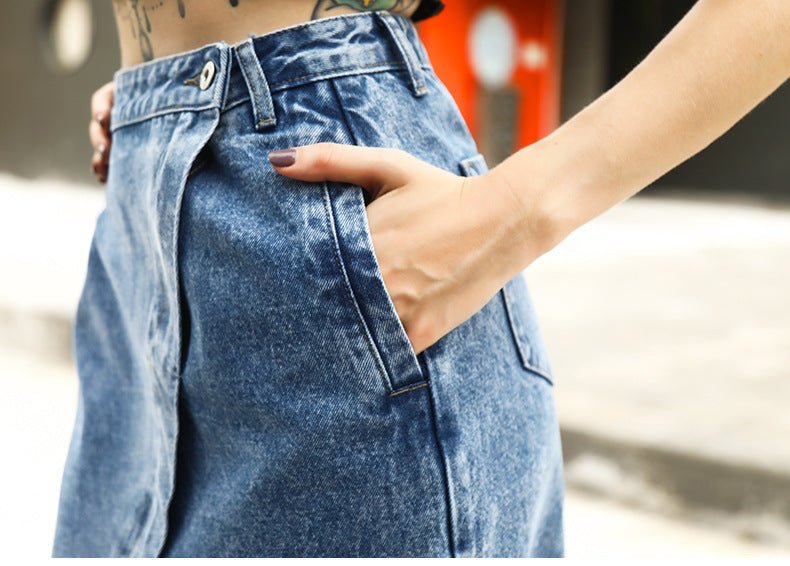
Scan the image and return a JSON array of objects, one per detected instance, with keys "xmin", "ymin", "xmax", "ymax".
[
  {"xmin": 91, "ymin": 80, "xmax": 114, "ymax": 123},
  {"xmin": 268, "ymin": 142, "xmax": 415, "ymax": 195},
  {"xmin": 90, "ymin": 144, "xmax": 108, "ymax": 183},
  {"xmin": 89, "ymin": 81, "xmax": 114, "ymax": 183},
  {"xmin": 89, "ymin": 119, "xmax": 109, "ymax": 151}
]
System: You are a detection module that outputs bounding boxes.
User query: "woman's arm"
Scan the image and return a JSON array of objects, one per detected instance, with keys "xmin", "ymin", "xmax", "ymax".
[
  {"xmin": 271, "ymin": 0, "xmax": 790, "ymax": 354},
  {"xmin": 492, "ymin": 0, "xmax": 790, "ymax": 262}
]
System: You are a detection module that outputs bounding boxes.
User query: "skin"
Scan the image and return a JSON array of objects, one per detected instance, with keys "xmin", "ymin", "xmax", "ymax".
[
  {"xmin": 91, "ymin": 0, "xmax": 420, "ymax": 180},
  {"xmin": 92, "ymin": 0, "xmax": 790, "ymax": 355},
  {"xmin": 112, "ymin": 0, "xmax": 420, "ymax": 67},
  {"xmin": 268, "ymin": 0, "xmax": 790, "ymax": 354}
]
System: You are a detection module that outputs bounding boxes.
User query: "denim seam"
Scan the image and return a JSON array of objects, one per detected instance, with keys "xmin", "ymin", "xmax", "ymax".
[
  {"xmin": 328, "ymin": 74, "xmax": 456, "ymax": 554},
  {"xmin": 522, "ymin": 363, "xmax": 554, "ymax": 386},
  {"xmin": 113, "ymin": 63, "xmax": 430, "ymax": 129},
  {"xmin": 220, "ymin": 64, "xmax": 428, "ymax": 118},
  {"xmin": 500, "ymin": 285, "xmax": 531, "ymax": 368},
  {"xmin": 376, "ymin": 12, "xmax": 427, "ymax": 97},
  {"xmin": 268, "ymin": 61, "xmax": 426, "ymax": 91},
  {"xmin": 110, "ymin": 13, "xmax": 427, "ymax": 90},
  {"xmin": 112, "ymin": 43, "xmax": 223, "ymax": 82},
  {"xmin": 425, "ymin": 381, "xmax": 458, "ymax": 557},
  {"xmin": 222, "ymin": 97, "xmax": 251, "ymax": 114},
  {"xmin": 111, "ymin": 61, "xmax": 426, "ymax": 132},
  {"xmin": 112, "ymin": 104, "xmax": 218, "ymax": 132},
  {"xmin": 388, "ymin": 381, "xmax": 429, "ymax": 397},
  {"xmin": 236, "ymin": 46, "xmax": 262, "ymax": 124},
  {"xmin": 321, "ymin": 184, "xmax": 394, "ymax": 394},
  {"xmin": 500, "ymin": 283, "xmax": 555, "ymax": 385},
  {"xmin": 329, "ymin": 80, "xmax": 434, "ymax": 395},
  {"xmin": 235, "ymin": 42, "xmax": 276, "ymax": 129},
  {"xmin": 152, "ymin": 106, "xmax": 222, "ymax": 557}
]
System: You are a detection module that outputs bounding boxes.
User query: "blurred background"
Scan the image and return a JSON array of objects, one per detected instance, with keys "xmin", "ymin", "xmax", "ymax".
[{"xmin": 1, "ymin": 0, "xmax": 788, "ymax": 558}]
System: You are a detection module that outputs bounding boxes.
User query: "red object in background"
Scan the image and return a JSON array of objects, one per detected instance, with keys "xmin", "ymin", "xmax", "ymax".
[{"xmin": 417, "ymin": 0, "xmax": 564, "ymax": 151}]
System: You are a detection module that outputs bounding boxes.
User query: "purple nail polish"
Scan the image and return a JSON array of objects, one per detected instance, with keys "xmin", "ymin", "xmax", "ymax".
[{"xmin": 268, "ymin": 149, "xmax": 296, "ymax": 167}]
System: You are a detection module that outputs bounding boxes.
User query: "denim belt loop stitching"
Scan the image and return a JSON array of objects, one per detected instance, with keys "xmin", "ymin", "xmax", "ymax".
[
  {"xmin": 212, "ymin": 44, "xmax": 233, "ymax": 110},
  {"xmin": 233, "ymin": 37, "xmax": 278, "ymax": 130},
  {"xmin": 375, "ymin": 11, "xmax": 428, "ymax": 98}
]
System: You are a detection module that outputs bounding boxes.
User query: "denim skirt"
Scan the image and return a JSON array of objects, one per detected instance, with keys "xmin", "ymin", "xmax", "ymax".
[{"xmin": 53, "ymin": 11, "xmax": 564, "ymax": 558}]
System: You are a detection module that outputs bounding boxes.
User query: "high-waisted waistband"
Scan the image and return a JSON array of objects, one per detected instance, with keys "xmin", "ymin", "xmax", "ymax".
[{"xmin": 110, "ymin": 11, "xmax": 433, "ymax": 132}]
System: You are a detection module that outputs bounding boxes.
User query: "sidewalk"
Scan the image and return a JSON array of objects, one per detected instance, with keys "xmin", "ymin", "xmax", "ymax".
[
  {"xmin": 526, "ymin": 193, "xmax": 790, "ymax": 544},
  {"xmin": 1, "ymin": 174, "xmax": 789, "ymax": 548},
  {"xmin": 0, "ymin": 173, "xmax": 104, "ymax": 363}
]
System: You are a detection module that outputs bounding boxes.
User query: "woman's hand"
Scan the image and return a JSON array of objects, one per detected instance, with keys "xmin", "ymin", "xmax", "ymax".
[
  {"xmin": 268, "ymin": 143, "xmax": 545, "ymax": 355},
  {"xmin": 89, "ymin": 81, "xmax": 114, "ymax": 183}
]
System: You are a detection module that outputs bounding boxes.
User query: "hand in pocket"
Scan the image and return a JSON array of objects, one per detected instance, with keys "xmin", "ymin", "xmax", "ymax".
[{"xmin": 268, "ymin": 143, "xmax": 542, "ymax": 354}]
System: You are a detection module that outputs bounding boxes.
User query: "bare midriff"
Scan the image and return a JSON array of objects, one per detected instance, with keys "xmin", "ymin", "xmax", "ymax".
[{"xmin": 113, "ymin": 0, "xmax": 422, "ymax": 68}]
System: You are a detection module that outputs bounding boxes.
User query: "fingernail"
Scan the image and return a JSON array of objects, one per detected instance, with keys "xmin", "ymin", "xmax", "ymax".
[{"xmin": 268, "ymin": 148, "xmax": 296, "ymax": 167}]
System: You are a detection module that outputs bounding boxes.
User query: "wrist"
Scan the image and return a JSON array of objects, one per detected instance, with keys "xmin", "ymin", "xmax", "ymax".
[
  {"xmin": 486, "ymin": 110, "xmax": 615, "ymax": 268},
  {"xmin": 481, "ymin": 155, "xmax": 571, "ymax": 271}
]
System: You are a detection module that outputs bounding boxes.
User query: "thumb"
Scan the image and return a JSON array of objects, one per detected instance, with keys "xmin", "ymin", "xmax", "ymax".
[{"xmin": 268, "ymin": 142, "xmax": 413, "ymax": 195}]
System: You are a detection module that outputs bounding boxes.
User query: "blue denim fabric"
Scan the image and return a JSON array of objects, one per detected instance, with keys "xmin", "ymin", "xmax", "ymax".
[{"xmin": 53, "ymin": 11, "xmax": 564, "ymax": 558}]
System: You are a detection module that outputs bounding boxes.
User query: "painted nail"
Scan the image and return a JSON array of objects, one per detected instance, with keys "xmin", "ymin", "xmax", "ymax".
[{"xmin": 268, "ymin": 149, "xmax": 296, "ymax": 167}]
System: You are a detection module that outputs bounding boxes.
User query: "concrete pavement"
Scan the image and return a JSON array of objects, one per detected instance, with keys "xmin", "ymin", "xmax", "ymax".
[
  {"xmin": 0, "ymin": 173, "xmax": 103, "ymax": 364},
  {"xmin": 525, "ymin": 194, "xmax": 790, "ymax": 544}
]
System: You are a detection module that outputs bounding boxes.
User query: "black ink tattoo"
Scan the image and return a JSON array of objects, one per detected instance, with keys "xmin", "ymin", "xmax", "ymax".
[
  {"xmin": 113, "ymin": 0, "xmax": 415, "ymax": 64},
  {"xmin": 130, "ymin": 0, "xmax": 154, "ymax": 61},
  {"xmin": 132, "ymin": 0, "xmax": 239, "ymax": 23},
  {"xmin": 311, "ymin": 0, "xmax": 418, "ymax": 20}
]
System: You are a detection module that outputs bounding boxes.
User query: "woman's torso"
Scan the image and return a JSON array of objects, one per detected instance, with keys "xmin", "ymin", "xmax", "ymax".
[{"xmin": 113, "ymin": 0, "xmax": 427, "ymax": 68}]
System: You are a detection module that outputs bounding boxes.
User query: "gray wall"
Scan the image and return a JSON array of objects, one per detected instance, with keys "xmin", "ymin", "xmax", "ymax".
[
  {"xmin": 560, "ymin": 0, "xmax": 611, "ymax": 122},
  {"xmin": 659, "ymin": 81, "xmax": 789, "ymax": 198},
  {"xmin": 0, "ymin": 0, "xmax": 119, "ymax": 183},
  {"xmin": 561, "ymin": 0, "xmax": 789, "ymax": 199}
]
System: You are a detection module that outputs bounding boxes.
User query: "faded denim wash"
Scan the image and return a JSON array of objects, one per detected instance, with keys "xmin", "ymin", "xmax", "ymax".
[{"xmin": 53, "ymin": 11, "xmax": 564, "ymax": 558}]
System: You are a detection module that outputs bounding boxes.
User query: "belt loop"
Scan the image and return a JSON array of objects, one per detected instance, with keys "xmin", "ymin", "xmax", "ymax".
[
  {"xmin": 234, "ymin": 37, "xmax": 277, "ymax": 130},
  {"xmin": 376, "ymin": 12, "xmax": 428, "ymax": 98}
]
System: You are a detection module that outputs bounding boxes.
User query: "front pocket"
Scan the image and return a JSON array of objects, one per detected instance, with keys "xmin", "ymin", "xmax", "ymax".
[
  {"xmin": 459, "ymin": 152, "xmax": 554, "ymax": 385},
  {"xmin": 323, "ymin": 181, "xmax": 427, "ymax": 396}
]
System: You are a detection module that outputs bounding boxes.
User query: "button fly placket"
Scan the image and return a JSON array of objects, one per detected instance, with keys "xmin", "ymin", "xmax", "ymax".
[{"xmin": 199, "ymin": 61, "xmax": 216, "ymax": 90}]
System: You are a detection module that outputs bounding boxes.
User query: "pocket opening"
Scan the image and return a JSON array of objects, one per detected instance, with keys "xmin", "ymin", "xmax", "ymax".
[
  {"xmin": 458, "ymin": 152, "xmax": 554, "ymax": 385},
  {"xmin": 323, "ymin": 181, "xmax": 427, "ymax": 394}
]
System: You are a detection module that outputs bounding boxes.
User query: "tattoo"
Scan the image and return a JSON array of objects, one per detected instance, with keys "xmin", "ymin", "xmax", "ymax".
[
  {"xmin": 114, "ymin": 1, "xmax": 243, "ymax": 61},
  {"xmin": 114, "ymin": 0, "xmax": 413, "ymax": 64},
  {"xmin": 129, "ymin": 0, "xmax": 154, "ymax": 61},
  {"xmin": 177, "ymin": 1, "xmax": 238, "ymax": 20},
  {"xmin": 311, "ymin": 0, "xmax": 418, "ymax": 20}
]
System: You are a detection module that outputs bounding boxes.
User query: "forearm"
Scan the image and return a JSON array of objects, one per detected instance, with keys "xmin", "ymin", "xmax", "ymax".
[{"xmin": 491, "ymin": 0, "xmax": 790, "ymax": 264}]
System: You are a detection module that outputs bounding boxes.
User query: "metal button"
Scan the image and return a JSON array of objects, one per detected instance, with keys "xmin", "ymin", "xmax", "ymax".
[{"xmin": 199, "ymin": 61, "xmax": 216, "ymax": 90}]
